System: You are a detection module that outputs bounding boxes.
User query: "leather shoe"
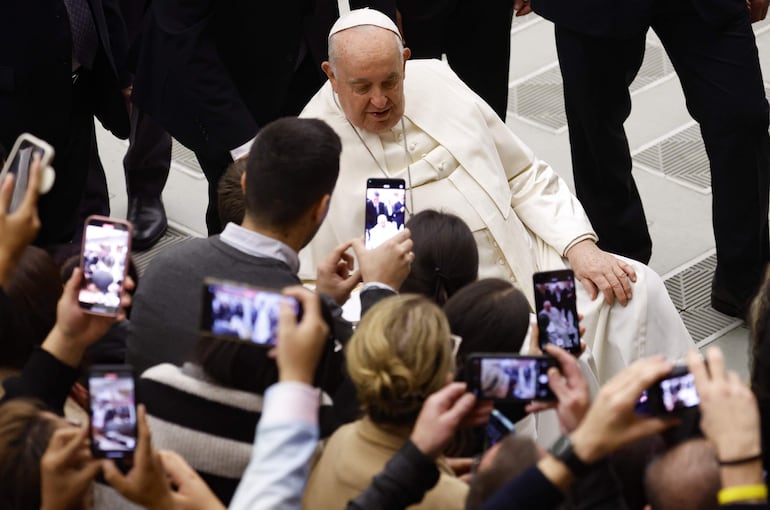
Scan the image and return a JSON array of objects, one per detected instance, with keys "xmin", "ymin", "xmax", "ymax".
[
  {"xmin": 711, "ymin": 278, "xmax": 752, "ymax": 320},
  {"xmin": 127, "ymin": 196, "xmax": 167, "ymax": 251}
]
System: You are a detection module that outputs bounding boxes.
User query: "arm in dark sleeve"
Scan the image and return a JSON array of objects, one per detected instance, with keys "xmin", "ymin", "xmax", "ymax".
[
  {"xmin": 347, "ymin": 440, "xmax": 440, "ymax": 510},
  {"xmin": 565, "ymin": 460, "xmax": 628, "ymax": 510},
  {"xmin": 479, "ymin": 465, "xmax": 564, "ymax": 510},
  {"xmin": 1, "ymin": 348, "xmax": 79, "ymax": 414},
  {"xmin": 360, "ymin": 286, "xmax": 396, "ymax": 317},
  {"xmin": 102, "ymin": 0, "xmax": 132, "ymax": 86}
]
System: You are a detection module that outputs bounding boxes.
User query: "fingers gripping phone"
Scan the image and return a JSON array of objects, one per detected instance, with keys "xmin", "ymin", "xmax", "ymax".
[
  {"xmin": 200, "ymin": 278, "xmax": 300, "ymax": 346},
  {"xmin": 78, "ymin": 216, "xmax": 132, "ymax": 316},
  {"xmin": 636, "ymin": 366, "xmax": 701, "ymax": 416},
  {"xmin": 533, "ymin": 269, "xmax": 581, "ymax": 356},
  {"xmin": 466, "ymin": 353, "xmax": 559, "ymax": 402},
  {"xmin": 88, "ymin": 365, "xmax": 137, "ymax": 459},
  {"xmin": 365, "ymin": 178, "xmax": 406, "ymax": 250},
  {"xmin": 0, "ymin": 133, "xmax": 56, "ymax": 212}
]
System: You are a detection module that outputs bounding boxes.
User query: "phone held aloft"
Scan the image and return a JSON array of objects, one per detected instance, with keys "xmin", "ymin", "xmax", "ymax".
[
  {"xmin": 0, "ymin": 132, "xmax": 56, "ymax": 212},
  {"xmin": 365, "ymin": 177, "xmax": 406, "ymax": 250},
  {"xmin": 88, "ymin": 365, "xmax": 137, "ymax": 459},
  {"xmin": 200, "ymin": 277, "xmax": 301, "ymax": 347},
  {"xmin": 533, "ymin": 269, "xmax": 581, "ymax": 356},
  {"xmin": 636, "ymin": 365, "xmax": 701, "ymax": 416},
  {"xmin": 466, "ymin": 353, "xmax": 559, "ymax": 402},
  {"xmin": 77, "ymin": 215, "xmax": 132, "ymax": 316}
]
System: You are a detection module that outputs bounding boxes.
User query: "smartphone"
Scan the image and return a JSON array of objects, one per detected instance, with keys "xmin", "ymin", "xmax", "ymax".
[
  {"xmin": 636, "ymin": 366, "xmax": 700, "ymax": 416},
  {"xmin": 533, "ymin": 269, "xmax": 581, "ymax": 355},
  {"xmin": 365, "ymin": 178, "xmax": 406, "ymax": 250},
  {"xmin": 88, "ymin": 365, "xmax": 137, "ymax": 459},
  {"xmin": 0, "ymin": 133, "xmax": 56, "ymax": 212},
  {"xmin": 485, "ymin": 408, "xmax": 516, "ymax": 448},
  {"xmin": 466, "ymin": 353, "xmax": 559, "ymax": 402},
  {"xmin": 200, "ymin": 278, "xmax": 300, "ymax": 346},
  {"xmin": 78, "ymin": 216, "xmax": 132, "ymax": 316}
]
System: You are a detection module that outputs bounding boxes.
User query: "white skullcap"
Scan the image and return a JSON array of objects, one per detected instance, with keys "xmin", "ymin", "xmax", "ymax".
[{"xmin": 328, "ymin": 8, "xmax": 402, "ymax": 40}]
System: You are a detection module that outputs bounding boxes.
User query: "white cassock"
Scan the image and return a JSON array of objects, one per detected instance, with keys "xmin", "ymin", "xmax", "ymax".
[{"xmin": 299, "ymin": 59, "xmax": 695, "ymax": 384}]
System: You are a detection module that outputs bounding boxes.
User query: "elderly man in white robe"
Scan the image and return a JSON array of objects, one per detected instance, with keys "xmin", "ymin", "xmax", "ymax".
[{"xmin": 298, "ymin": 8, "xmax": 695, "ymax": 382}]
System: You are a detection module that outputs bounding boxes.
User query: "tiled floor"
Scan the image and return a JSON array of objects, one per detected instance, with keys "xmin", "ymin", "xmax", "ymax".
[{"xmin": 95, "ymin": 14, "xmax": 770, "ymax": 380}]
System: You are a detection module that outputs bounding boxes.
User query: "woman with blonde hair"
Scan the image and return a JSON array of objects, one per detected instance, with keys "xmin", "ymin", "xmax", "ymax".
[{"xmin": 302, "ymin": 294, "xmax": 474, "ymax": 510}]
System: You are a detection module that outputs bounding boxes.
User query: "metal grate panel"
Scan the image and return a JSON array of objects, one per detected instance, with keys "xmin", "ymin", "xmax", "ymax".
[
  {"xmin": 509, "ymin": 43, "xmax": 674, "ymax": 133},
  {"xmin": 132, "ymin": 225, "xmax": 197, "ymax": 276},
  {"xmin": 663, "ymin": 253, "xmax": 742, "ymax": 347},
  {"xmin": 633, "ymin": 123, "xmax": 711, "ymax": 192},
  {"xmin": 171, "ymin": 139, "xmax": 204, "ymax": 176}
]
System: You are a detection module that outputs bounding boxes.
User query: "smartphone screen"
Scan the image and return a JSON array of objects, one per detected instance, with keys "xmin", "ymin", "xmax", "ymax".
[
  {"xmin": 533, "ymin": 269, "xmax": 581, "ymax": 355},
  {"xmin": 365, "ymin": 178, "xmax": 406, "ymax": 250},
  {"xmin": 200, "ymin": 279, "xmax": 300, "ymax": 346},
  {"xmin": 466, "ymin": 354, "xmax": 558, "ymax": 402},
  {"xmin": 88, "ymin": 366, "xmax": 137, "ymax": 459},
  {"xmin": 78, "ymin": 216, "xmax": 132, "ymax": 316},
  {"xmin": 1, "ymin": 136, "xmax": 54, "ymax": 212},
  {"xmin": 636, "ymin": 366, "xmax": 700, "ymax": 415}
]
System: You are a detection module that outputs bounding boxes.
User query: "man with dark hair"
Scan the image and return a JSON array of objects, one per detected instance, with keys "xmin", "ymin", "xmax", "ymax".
[
  {"xmin": 128, "ymin": 116, "xmax": 412, "ymax": 373},
  {"xmin": 123, "ymin": 116, "xmax": 413, "ymax": 503}
]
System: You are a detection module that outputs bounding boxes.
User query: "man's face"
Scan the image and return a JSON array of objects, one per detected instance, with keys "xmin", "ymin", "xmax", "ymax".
[{"xmin": 323, "ymin": 28, "xmax": 410, "ymax": 133}]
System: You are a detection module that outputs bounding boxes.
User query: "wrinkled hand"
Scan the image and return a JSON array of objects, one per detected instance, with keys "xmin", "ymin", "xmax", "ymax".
[
  {"xmin": 570, "ymin": 356, "xmax": 676, "ymax": 463},
  {"xmin": 275, "ymin": 286, "xmax": 330, "ymax": 384},
  {"xmin": 315, "ymin": 240, "xmax": 362, "ymax": 305},
  {"xmin": 748, "ymin": 0, "xmax": 769, "ymax": 21},
  {"xmin": 0, "ymin": 153, "xmax": 42, "ymax": 285},
  {"xmin": 352, "ymin": 228, "xmax": 414, "ymax": 290},
  {"xmin": 410, "ymin": 382, "xmax": 484, "ymax": 459},
  {"xmin": 566, "ymin": 240, "xmax": 636, "ymax": 305},
  {"xmin": 40, "ymin": 426, "xmax": 102, "ymax": 510},
  {"xmin": 526, "ymin": 344, "xmax": 590, "ymax": 433},
  {"xmin": 44, "ymin": 268, "xmax": 134, "ymax": 367},
  {"xmin": 513, "ymin": 0, "xmax": 533, "ymax": 16},
  {"xmin": 688, "ymin": 348, "xmax": 761, "ymax": 463}
]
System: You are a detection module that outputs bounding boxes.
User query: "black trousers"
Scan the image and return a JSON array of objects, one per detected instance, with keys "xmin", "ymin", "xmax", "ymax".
[
  {"xmin": 123, "ymin": 106, "xmax": 171, "ymax": 199},
  {"xmin": 556, "ymin": 2, "xmax": 770, "ymax": 295},
  {"xmin": 36, "ymin": 72, "xmax": 97, "ymax": 247},
  {"xmin": 398, "ymin": 0, "xmax": 514, "ymax": 120}
]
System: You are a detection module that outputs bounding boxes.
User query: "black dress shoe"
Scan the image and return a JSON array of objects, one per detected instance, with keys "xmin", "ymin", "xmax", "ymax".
[
  {"xmin": 127, "ymin": 196, "xmax": 167, "ymax": 251},
  {"xmin": 711, "ymin": 278, "xmax": 752, "ymax": 320}
]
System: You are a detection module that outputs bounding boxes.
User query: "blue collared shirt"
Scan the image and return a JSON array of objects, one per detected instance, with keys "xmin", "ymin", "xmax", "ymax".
[{"xmin": 219, "ymin": 223, "xmax": 300, "ymax": 274}]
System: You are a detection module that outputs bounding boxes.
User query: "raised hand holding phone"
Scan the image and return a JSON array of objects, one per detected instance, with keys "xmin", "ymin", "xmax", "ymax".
[{"xmin": 88, "ymin": 365, "xmax": 137, "ymax": 460}]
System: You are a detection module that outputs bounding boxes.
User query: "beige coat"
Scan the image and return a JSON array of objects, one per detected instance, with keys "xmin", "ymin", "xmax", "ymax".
[{"xmin": 302, "ymin": 417, "xmax": 468, "ymax": 510}]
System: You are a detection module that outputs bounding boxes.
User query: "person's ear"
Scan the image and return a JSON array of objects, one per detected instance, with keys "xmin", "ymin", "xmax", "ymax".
[
  {"xmin": 322, "ymin": 61, "xmax": 337, "ymax": 90},
  {"xmin": 403, "ymin": 47, "xmax": 411, "ymax": 62},
  {"xmin": 240, "ymin": 172, "xmax": 247, "ymax": 194},
  {"xmin": 313, "ymin": 194, "xmax": 332, "ymax": 225}
]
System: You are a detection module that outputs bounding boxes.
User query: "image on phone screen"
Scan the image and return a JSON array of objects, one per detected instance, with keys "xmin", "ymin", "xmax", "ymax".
[
  {"xmin": 365, "ymin": 178, "xmax": 406, "ymax": 250},
  {"xmin": 89, "ymin": 368, "xmax": 137, "ymax": 459},
  {"xmin": 468, "ymin": 355, "xmax": 557, "ymax": 402},
  {"xmin": 635, "ymin": 367, "xmax": 700, "ymax": 415},
  {"xmin": 533, "ymin": 270, "xmax": 580, "ymax": 355},
  {"xmin": 201, "ymin": 280, "xmax": 300, "ymax": 346},
  {"xmin": 78, "ymin": 217, "xmax": 131, "ymax": 315}
]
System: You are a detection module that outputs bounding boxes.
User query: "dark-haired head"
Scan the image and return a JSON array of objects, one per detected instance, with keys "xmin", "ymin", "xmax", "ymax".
[
  {"xmin": 243, "ymin": 117, "xmax": 341, "ymax": 244},
  {"xmin": 217, "ymin": 158, "xmax": 248, "ymax": 227},
  {"xmin": 444, "ymin": 278, "xmax": 531, "ymax": 377},
  {"xmin": 2, "ymin": 246, "xmax": 62, "ymax": 369},
  {"xmin": 0, "ymin": 399, "xmax": 59, "ymax": 510},
  {"xmin": 400, "ymin": 210, "xmax": 478, "ymax": 305}
]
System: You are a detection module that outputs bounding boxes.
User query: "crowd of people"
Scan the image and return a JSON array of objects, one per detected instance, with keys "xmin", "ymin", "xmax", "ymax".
[{"xmin": 0, "ymin": 4, "xmax": 769, "ymax": 510}]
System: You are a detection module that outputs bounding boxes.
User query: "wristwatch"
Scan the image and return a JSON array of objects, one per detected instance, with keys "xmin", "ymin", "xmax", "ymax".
[{"xmin": 548, "ymin": 435, "xmax": 592, "ymax": 477}]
